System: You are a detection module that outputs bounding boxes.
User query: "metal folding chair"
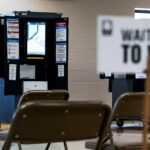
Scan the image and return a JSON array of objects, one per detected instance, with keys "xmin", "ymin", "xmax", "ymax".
[
  {"xmin": 0, "ymin": 89, "xmax": 69, "ymax": 150},
  {"xmin": 85, "ymin": 92, "xmax": 150, "ymax": 150},
  {"xmin": 2, "ymin": 101, "xmax": 111, "ymax": 150}
]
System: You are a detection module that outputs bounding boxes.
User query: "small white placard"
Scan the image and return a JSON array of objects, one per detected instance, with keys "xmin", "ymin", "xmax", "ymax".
[
  {"xmin": 23, "ymin": 81, "xmax": 48, "ymax": 93},
  {"xmin": 58, "ymin": 65, "xmax": 64, "ymax": 77},
  {"xmin": 9, "ymin": 64, "xmax": 17, "ymax": 80},
  {"xmin": 56, "ymin": 43, "xmax": 66, "ymax": 63},
  {"xmin": 135, "ymin": 73, "xmax": 147, "ymax": 79}
]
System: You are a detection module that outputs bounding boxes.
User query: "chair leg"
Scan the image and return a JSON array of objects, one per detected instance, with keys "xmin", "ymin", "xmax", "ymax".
[
  {"xmin": 64, "ymin": 141, "xmax": 68, "ymax": 150},
  {"xmin": 108, "ymin": 128, "xmax": 115, "ymax": 150},
  {"xmin": 17, "ymin": 141, "xmax": 22, "ymax": 150},
  {"xmin": 45, "ymin": 142, "xmax": 51, "ymax": 150}
]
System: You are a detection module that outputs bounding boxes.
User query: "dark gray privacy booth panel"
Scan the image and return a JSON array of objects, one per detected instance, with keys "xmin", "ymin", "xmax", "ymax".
[{"xmin": 112, "ymin": 79, "xmax": 133, "ymax": 106}]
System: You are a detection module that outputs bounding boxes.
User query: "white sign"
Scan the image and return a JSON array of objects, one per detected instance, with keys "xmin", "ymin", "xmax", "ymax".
[
  {"xmin": 97, "ymin": 15, "xmax": 150, "ymax": 74},
  {"xmin": 23, "ymin": 81, "xmax": 48, "ymax": 93},
  {"xmin": 58, "ymin": 65, "xmax": 64, "ymax": 77},
  {"xmin": 56, "ymin": 22, "xmax": 67, "ymax": 42},
  {"xmin": 9, "ymin": 64, "xmax": 17, "ymax": 81},
  {"xmin": 7, "ymin": 40, "xmax": 19, "ymax": 60},
  {"xmin": 7, "ymin": 18, "xmax": 19, "ymax": 39},
  {"xmin": 56, "ymin": 43, "xmax": 66, "ymax": 63}
]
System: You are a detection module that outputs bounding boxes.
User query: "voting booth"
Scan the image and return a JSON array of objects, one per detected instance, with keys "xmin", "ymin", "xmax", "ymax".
[
  {"xmin": 4, "ymin": 13, "xmax": 68, "ymax": 95},
  {"xmin": 0, "ymin": 11, "xmax": 69, "ymax": 122}
]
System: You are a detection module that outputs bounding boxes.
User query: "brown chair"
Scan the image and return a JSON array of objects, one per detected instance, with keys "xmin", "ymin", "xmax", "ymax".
[
  {"xmin": 85, "ymin": 92, "xmax": 149, "ymax": 150},
  {"xmin": 18, "ymin": 89, "xmax": 69, "ymax": 106},
  {"xmin": 2, "ymin": 101, "xmax": 111, "ymax": 150},
  {"xmin": 113, "ymin": 92, "xmax": 144, "ymax": 127},
  {"xmin": 0, "ymin": 89, "xmax": 69, "ymax": 150}
]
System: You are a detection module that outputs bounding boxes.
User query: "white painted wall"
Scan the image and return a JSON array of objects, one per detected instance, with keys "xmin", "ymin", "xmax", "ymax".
[{"xmin": 0, "ymin": 0, "xmax": 150, "ymax": 106}]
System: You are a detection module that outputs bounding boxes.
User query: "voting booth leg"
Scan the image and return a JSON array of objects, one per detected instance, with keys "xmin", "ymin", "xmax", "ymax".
[{"xmin": 143, "ymin": 55, "xmax": 150, "ymax": 150}]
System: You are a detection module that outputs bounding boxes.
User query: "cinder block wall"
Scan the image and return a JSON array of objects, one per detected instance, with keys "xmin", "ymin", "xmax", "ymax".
[{"xmin": 0, "ymin": 0, "xmax": 149, "ymax": 106}]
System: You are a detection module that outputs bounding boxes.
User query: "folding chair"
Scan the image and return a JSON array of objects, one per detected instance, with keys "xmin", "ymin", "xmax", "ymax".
[
  {"xmin": 113, "ymin": 92, "xmax": 144, "ymax": 127},
  {"xmin": 85, "ymin": 92, "xmax": 150, "ymax": 150},
  {"xmin": 0, "ymin": 89, "xmax": 69, "ymax": 150},
  {"xmin": 18, "ymin": 89, "xmax": 69, "ymax": 106},
  {"xmin": 2, "ymin": 101, "xmax": 111, "ymax": 150}
]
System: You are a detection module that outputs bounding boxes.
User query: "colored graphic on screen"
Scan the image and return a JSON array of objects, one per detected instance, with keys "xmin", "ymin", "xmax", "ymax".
[{"xmin": 27, "ymin": 22, "xmax": 46, "ymax": 56}]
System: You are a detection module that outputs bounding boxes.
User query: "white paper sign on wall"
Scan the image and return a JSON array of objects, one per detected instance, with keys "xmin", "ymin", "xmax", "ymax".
[{"xmin": 97, "ymin": 15, "xmax": 150, "ymax": 74}]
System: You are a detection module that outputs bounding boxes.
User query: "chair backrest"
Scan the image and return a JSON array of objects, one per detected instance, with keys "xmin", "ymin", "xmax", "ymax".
[
  {"xmin": 2, "ymin": 101, "xmax": 111, "ymax": 150},
  {"xmin": 112, "ymin": 92, "xmax": 145, "ymax": 120},
  {"xmin": 18, "ymin": 89, "xmax": 69, "ymax": 106}
]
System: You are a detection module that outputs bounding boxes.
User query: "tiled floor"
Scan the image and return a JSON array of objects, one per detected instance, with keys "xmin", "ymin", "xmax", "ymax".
[
  {"xmin": 0, "ymin": 122, "xmax": 144, "ymax": 150},
  {"xmin": 0, "ymin": 124, "xmax": 91, "ymax": 150},
  {"xmin": 0, "ymin": 140, "xmax": 90, "ymax": 150},
  {"xmin": 86, "ymin": 121, "xmax": 146, "ymax": 150}
]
